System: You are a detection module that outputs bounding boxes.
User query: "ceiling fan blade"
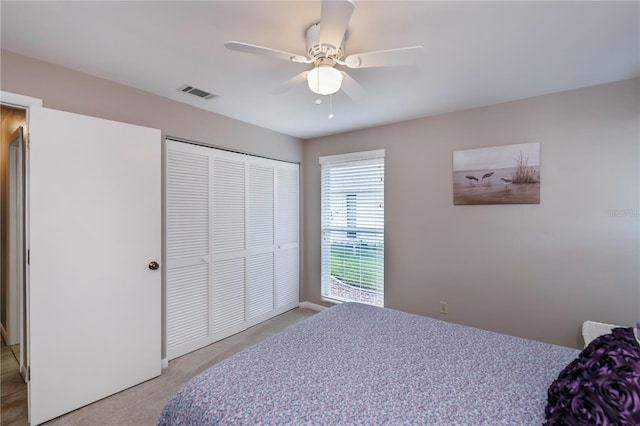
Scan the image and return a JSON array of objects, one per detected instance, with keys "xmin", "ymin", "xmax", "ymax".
[
  {"xmin": 340, "ymin": 71, "xmax": 365, "ymax": 101},
  {"xmin": 224, "ymin": 41, "xmax": 311, "ymax": 63},
  {"xmin": 344, "ymin": 46, "xmax": 424, "ymax": 68},
  {"xmin": 273, "ymin": 71, "xmax": 310, "ymax": 94},
  {"xmin": 319, "ymin": 0, "xmax": 355, "ymax": 50}
]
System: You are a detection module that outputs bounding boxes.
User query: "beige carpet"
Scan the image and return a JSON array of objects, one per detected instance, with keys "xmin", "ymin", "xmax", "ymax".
[{"xmin": 22, "ymin": 308, "xmax": 316, "ymax": 426}]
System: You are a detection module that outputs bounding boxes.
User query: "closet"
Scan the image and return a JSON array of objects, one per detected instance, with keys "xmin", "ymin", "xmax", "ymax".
[{"xmin": 166, "ymin": 139, "xmax": 299, "ymax": 360}]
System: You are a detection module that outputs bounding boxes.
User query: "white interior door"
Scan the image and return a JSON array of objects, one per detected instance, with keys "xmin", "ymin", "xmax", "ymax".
[
  {"xmin": 210, "ymin": 153, "xmax": 246, "ymax": 335},
  {"xmin": 165, "ymin": 141, "xmax": 299, "ymax": 360},
  {"xmin": 275, "ymin": 165, "xmax": 300, "ymax": 309},
  {"xmin": 247, "ymin": 162, "xmax": 275, "ymax": 320},
  {"xmin": 28, "ymin": 107, "xmax": 161, "ymax": 425},
  {"xmin": 165, "ymin": 141, "xmax": 211, "ymax": 359}
]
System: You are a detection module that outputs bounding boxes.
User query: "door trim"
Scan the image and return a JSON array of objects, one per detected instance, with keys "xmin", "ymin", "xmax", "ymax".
[
  {"xmin": 1, "ymin": 92, "xmax": 41, "ymax": 422},
  {"xmin": 0, "ymin": 92, "xmax": 42, "ymax": 108},
  {"xmin": 7, "ymin": 128, "xmax": 24, "ymax": 352}
]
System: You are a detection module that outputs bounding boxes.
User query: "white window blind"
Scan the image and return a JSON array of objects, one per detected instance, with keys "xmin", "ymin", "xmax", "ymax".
[{"xmin": 320, "ymin": 150, "xmax": 384, "ymax": 307}]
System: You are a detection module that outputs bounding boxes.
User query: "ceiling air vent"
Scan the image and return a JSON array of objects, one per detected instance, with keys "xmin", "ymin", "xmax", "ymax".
[{"xmin": 177, "ymin": 84, "xmax": 217, "ymax": 100}]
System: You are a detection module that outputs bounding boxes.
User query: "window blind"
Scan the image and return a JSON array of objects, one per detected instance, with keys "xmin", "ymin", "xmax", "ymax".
[{"xmin": 320, "ymin": 151, "xmax": 384, "ymax": 307}]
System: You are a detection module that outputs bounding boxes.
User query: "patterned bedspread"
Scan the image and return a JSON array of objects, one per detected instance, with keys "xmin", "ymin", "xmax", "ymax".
[{"xmin": 158, "ymin": 302, "xmax": 579, "ymax": 425}]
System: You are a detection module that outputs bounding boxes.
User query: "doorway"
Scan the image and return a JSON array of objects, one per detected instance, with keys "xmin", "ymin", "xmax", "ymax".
[{"xmin": 1, "ymin": 104, "xmax": 27, "ymax": 380}]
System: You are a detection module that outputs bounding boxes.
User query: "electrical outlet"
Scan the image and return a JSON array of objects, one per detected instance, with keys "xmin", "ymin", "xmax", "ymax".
[{"xmin": 440, "ymin": 301, "xmax": 448, "ymax": 314}]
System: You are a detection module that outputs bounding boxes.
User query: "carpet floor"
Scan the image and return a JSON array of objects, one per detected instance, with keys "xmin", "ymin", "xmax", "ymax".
[{"xmin": 3, "ymin": 307, "xmax": 317, "ymax": 426}]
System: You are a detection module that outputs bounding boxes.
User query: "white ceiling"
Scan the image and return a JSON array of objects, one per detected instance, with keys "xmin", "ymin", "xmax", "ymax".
[{"xmin": 2, "ymin": 1, "xmax": 638, "ymax": 139}]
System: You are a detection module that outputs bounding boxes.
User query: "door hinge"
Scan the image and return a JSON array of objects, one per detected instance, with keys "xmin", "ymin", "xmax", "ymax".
[
  {"xmin": 27, "ymin": 366, "xmax": 30, "ymax": 381},
  {"xmin": 27, "ymin": 249, "xmax": 30, "ymax": 265},
  {"xmin": 27, "ymin": 133, "xmax": 31, "ymax": 149}
]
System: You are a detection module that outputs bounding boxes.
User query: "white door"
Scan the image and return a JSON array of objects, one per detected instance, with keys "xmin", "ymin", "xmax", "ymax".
[
  {"xmin": 275, "ymin": 165, "xmax": 300, "ymax": 309},
  {"xmin": 246, "ymin": 161, "xmax": 275, "ymax": 321},
  {"xmin": 165, "ymin": 140, "xmax": 299, "ymax": 360},
  {"xmin": 28, "ymin": 107, "xmax": 161, "ymax": 425},
  {"xmin": 165, "ymin": 141, "xmax": 212, "ymax": 359}
]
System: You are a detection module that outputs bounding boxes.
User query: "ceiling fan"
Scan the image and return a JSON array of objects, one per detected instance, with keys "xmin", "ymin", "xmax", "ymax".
[{"xmin": 224, "ymin": 0, "xmax": 423, "ymax": 106}]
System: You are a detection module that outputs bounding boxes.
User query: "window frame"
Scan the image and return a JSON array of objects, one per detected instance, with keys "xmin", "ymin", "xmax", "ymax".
[{"xmin": 319, "ymin": 149, "xmax": 385, "ymax": 307}]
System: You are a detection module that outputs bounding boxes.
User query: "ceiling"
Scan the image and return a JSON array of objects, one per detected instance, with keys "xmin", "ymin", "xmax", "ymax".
[{"xmin": 1, "ymin": 1, "xmax": 638, "ymax": 140}]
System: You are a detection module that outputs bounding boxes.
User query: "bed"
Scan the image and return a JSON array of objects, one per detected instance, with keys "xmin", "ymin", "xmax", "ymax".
[{"xmin": 158, "ymin": 302, "xmax": 596, "ymax": 424}]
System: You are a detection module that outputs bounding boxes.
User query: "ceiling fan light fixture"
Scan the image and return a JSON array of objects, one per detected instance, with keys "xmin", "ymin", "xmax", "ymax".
[{"xmin": 307, "ymin": 65, "xmax": 343, "ymax": 95}]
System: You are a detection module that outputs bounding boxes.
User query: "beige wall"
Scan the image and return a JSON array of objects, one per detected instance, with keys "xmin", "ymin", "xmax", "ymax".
[
  {"xmin": 303, "ymin": 78, "xmax": 640, "ymax": 349},
  {"xmin": 0, "ymin": 50, "xmax": 302, "ymax": 162}
]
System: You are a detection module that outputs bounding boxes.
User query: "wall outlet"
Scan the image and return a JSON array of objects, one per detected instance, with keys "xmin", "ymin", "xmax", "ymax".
[{"xmin": 440, "ymin": 301, "xmax": 448, "ymax": 314}]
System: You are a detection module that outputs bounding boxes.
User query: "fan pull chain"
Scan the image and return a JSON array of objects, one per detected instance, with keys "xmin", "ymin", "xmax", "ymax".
[{"xmin": 328, "ymin": 94, "xmax": 334, "ymax": 120}]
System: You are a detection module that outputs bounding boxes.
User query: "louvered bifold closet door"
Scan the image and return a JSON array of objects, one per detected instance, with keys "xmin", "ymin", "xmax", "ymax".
[
  {"xmin": 166, "ymin": 139, "xmax": 299, "ymax": 360},
  {"xmin": 211, "ymin": 154, "xmax": 246, "ymax": 335},
  {"xmin": 166, "ymin": 141, "xmax": 211, "ymax": 360},
  {"xmin": 275, "ymin": 164, "xmax": 300, "ymax": 309},
  {"xmin": 247, "ymin": 161, "xmax": 275, "ymax": 320}
]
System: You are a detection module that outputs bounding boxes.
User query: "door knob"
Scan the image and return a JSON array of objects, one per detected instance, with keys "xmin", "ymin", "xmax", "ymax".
[{"xmin": 148, "ymin": 261, "xmax": 160, "ymax": 270}]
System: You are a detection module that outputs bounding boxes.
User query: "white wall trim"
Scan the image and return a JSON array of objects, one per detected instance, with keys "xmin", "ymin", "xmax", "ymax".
[
  {"xmin": 319, "ymin": 149, "xmax": 385, "ymax": 164},
  {"xmin": 161, "ymin": 358, "xmax": 169, "ymax": 370},
  {"xmin": 299, "ymin": 301, "xmax": 330, "ymax": 311},
  {"xmin": 0, "ymin": 91, "xmax": 43, "ymax": 108}
]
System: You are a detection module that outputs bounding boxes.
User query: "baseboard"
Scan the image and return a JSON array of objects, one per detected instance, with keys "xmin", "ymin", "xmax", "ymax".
[
  {"xmin": 161, "ymin": 358, "xmax": 169, "ymax": 370},
  {"xmin": 299, "ymin": 301, "xmax": 329, "ymax": 312}
]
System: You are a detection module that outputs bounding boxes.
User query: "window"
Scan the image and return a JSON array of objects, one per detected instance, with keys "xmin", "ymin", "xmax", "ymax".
[{"xmin": 320, "ymin": 150, "xmax": 384, "ymax": 307}]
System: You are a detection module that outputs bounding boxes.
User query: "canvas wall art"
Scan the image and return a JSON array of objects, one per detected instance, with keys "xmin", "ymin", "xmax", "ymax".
[{"xmin": 453, "ymin": 142, "xmax": 540, "ymax": 205}]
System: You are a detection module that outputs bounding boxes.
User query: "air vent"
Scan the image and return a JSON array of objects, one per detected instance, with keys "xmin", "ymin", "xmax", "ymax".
[{"xmin": 177, "ymin": 84, "xmax": 217, "ymax": 100}]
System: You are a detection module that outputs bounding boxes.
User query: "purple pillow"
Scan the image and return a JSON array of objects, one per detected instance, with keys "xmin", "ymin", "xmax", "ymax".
[{"xmin": 544, "ymin": 327, "xmax": 640, "ymax": 425}]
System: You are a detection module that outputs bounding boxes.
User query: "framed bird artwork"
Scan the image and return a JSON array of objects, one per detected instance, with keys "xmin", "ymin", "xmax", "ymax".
[{"xmin": 452, "ymin": 142, "xmax": 540, "ymax": 205}]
